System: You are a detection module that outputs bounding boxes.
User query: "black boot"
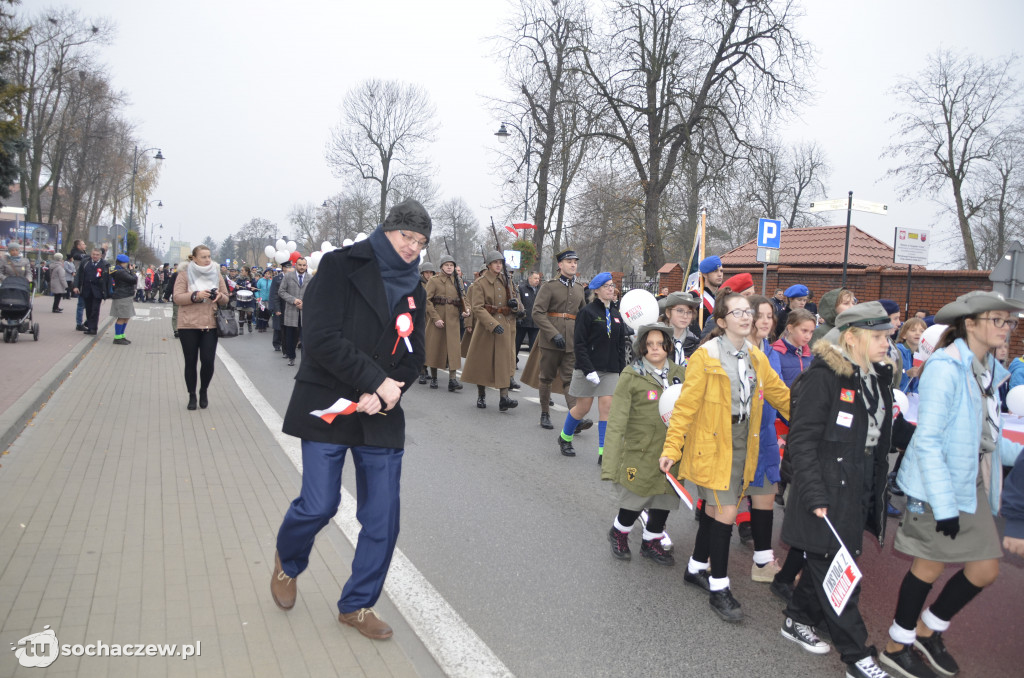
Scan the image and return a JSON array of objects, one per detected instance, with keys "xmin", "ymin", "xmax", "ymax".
[
  {"xmin": 499, "ymin": 396, "xmax": 518, "ymax": 412},
  {"xmin": 476, "ymin": 396, "xmax": 487, "ymax": 409},
  {"xmin": 418, "ymin": 372, "xmax": 428, "ymax": 385},
  {"xmin": 448, "ymin": 379, "xmax": 462, "ymax": 392},
  {"xmin": 430, "ymin": 377, "xmax": 438, "ymax": 389},
  {"xmin": 574, "ymin": 419, "xmax": 594, "ymax": 435},
  {"xmin": 509, "ymin": 378, "xmax": 521, "ymax": 391},
  {"xmin": 540, "ymin": 412, "xmax": 553, "ymax": 429},
  {"xmin": 187, "ymin": 393, "xmax": 198, "ymax": 411},
  {"xmin": 558, "ymin": 436, "xmax": 576, "ymax": 457},
  {"xmin": 199, "ymin": 390, "xmax": 208, "ymax": 409},
  {"xmin": 709, "ymin": 587, "xmax": 743, "ymax": 623}
]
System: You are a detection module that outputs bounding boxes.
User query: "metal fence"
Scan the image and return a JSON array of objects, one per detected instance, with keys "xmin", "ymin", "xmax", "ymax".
[{"xmin": 620, "ymin": 274, "xmax": 659, "ymax": 293}]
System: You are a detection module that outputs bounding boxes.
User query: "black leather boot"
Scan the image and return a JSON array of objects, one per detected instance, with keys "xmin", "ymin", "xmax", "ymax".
[
  {"xmin": 187, "ymin": 393, "xmax": 198, "ymax": 411},
  {"xmin": 499, "ymin": 396, "xmax": 518, "ymax": 412},
  {"xmin": 448, "ymin": 379, "xmax": 462, "ymax": 392},
  {"xmin": 430, "ymin": 377, "xmax": 438, "ymax": 389},
  {"xmin": 199, "ymin": 390, "xmax": 209, "ymax": 409},
  {"xmin": 540, "ymin": 412, "xmax": 553, "ymax": 429},
  {"xmin": 558, "ymin": 436, "xmax": 576, "ymax": 457},
  {"xmin": 476, "ymin": 396, "xmax": 487, "ymax": 409}
]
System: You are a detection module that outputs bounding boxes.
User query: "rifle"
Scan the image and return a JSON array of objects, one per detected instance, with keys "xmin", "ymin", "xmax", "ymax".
[
  {"xmin": 443, "ymin": 236, "xmax": 468, "ymax": 314},
  {"xmin": 489, "ymin": 217, "xmax": 520, "ymax": 314}
]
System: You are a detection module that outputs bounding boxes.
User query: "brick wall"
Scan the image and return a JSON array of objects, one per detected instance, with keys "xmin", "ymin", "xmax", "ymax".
[{"xmin": 726, "ymin": 265, "xmax": 1024, "ymax": 355}]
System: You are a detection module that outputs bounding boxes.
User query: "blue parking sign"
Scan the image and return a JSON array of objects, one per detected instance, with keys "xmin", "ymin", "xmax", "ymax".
[{"xmin": 757, "ymin": 218, "xmax": 782, "ymax": 249}]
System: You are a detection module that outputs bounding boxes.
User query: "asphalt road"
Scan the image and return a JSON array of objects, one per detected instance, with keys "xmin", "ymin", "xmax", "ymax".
[{"xmin": 221, "ymin": 331, "xmax": 1024, "ymax": 678}]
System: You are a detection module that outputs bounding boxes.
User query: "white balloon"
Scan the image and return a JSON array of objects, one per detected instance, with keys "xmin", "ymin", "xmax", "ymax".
[
  {"xmin": 287, "ymin": 241, "xmax": 297, "ymax": 253},
  {"xmin": 619, "ymin": 289, "xmax": 660, "ymax": 330},
  {"xmin": 1007, "ymin": 385, "xmax": 1024, "ymax": 416},
  {"xmin": 321, "ymin": 241, "xmax": 332, "ymax": 252},
  {"xmin": 917, "ymin": 324, "xmax": 948, "ymax": 362},
  {"xmin": 264, "ymin": 245, "xmax": 276, "ymax": 258},
  {"xmin": 892, "ymin": 389, "xmax": 909, "ymax": 419},
  {"xmin": 354, "ymin": 233, "xmax": 367, "ymax": 242},
  {"xmin": 275, "ymin": 239, "xmax": 286, "ymax": 251},
  {"xmin": 659, "ymin": 383, "xmax": 684, "ymax": 426},
  {"xmin": 342, "ymin": 238, "xmax": 354, "ymax": 247},
  {"xmin": 274, "ymin": 250, "xmax": 289, "ymax": 264},
  {"xmin": 309, "ymin": 252, "xmax": 322, "ymax": 271}
]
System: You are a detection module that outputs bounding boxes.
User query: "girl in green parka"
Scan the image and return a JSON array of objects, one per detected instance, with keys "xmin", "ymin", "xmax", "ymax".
[{"xmin": 602, "ymin": 324, "xmax": 686, "ymax": 566}]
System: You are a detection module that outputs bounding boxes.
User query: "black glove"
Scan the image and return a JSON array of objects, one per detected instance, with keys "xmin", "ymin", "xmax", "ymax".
[
  {"xmin": 935, "ymin": 517, "xmax": 960, "ymax": 539},
  {"xmin": 507, "ymin": 298, "xmax": 518, "ymax": 310},
  {"xmin": 492, "ymin": 325, "xmax": 504, "ymax": 335},
  {"xmin": 552, "ymin": 333, "xmax": 566, "ymax": 349}
]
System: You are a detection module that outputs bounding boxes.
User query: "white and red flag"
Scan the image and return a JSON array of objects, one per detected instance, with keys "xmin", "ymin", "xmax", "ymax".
[{"xmin": 310, "ymin": 397, "xmax": 358, "ymax": 424}]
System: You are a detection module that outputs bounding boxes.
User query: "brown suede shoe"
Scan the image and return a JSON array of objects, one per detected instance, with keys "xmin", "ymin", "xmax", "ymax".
[
  {"xmin": 270, "ymin": 551, "xmax": 296, "ymax": 610},
  {"xmin": 338, "ymin": 608, "xmax": 393, "ymax": 640}
]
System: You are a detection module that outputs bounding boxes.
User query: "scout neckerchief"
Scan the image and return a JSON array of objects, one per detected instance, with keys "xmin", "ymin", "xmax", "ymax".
[
  {"xmin": 719, "ymin": 336, "xmax": 754, "ymax": 417},
  {"xmin": 642, "ymin": 358, "xmax": 669, "ymax": 388},
  {"xmin": 971, "ymin": 355, "xmax": 998, "ymax": 496}
]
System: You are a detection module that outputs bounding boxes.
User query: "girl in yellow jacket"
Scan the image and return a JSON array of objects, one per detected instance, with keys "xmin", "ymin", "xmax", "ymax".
[{"xmin": 659, "ymin": 291, "xmax": 790, "ymax": 623}]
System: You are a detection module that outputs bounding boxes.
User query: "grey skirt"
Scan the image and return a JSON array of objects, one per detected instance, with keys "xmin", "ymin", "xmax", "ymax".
[
  {"xmin": 568, "ymin": 369, "xmax": 619, "ymax": 397},
  {"xmin": 894, "ymin": 478, "xmax": 1002, "ymax": 562},
  {"xmin": 696, "ymin": 419, "xmax": 748, "ymax": 508},
  {"xmin": 109, "ymin": 297, "xmax": 135, "ymax": 318},
  {"xmin": 614, "ymin": 484, "xmax": 681, "ymax": 512}
]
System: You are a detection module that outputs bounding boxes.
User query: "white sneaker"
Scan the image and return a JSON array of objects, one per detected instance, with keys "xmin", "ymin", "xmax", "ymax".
[
  {"xmin": 847, "ymin": 656, "xmax": 891, "ymax": 678},
  {"xmin": 781, "ymin": 617, "xmax": 830, "ymax": 654}
]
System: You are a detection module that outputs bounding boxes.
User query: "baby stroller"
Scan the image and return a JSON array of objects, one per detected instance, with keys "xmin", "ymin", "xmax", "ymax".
[{"xmin": 0, "ymin": 276, "xmax": 40, "ymax": 343}]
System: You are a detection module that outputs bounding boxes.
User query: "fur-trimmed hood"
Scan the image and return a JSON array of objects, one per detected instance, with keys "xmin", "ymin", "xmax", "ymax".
[{"xmin": 811, "ymin": 336, "xmax": 894, "ymax": 379}]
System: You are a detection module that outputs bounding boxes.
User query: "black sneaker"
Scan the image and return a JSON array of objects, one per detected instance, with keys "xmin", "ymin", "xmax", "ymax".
[
  {"xmin": 709, "ymin": 587, "xmax": 742, "ymax": 623},
  {"xmin": 608, "ymin": 527, "xmax": 630, "ymax": 560},
  {"xmin": 683, "ymin": 568, "xmax": 711, "ymax": 593},
  {"xmin": 770, "ymin": 579, "xmax": 795, "ymax": 602},
  {"xmin": 914, "ymin": 633, "xmax": 958, "ymax": 676},
  {"xmin": 640, "ymin": 539, "xmax": 675, "ymax": 566},
  {"xmin": 738, "ymin": 520, "xmax": 753, "ymax": 546},
  {"xmin": 574, "ymin": 418, "xmax": 593, "ymax": 434},
  {"xmin": 781, "ymin": 617, "xmax": 829, "ymax": 654},
  {"xmin": 558, "ymin": 436, "xmax": 575, "ymax": 457},
  {"xmin": 848, "ymin": 656, "xmax": 894, "ymax": 678},
  {"xmin": 880, "ymin": 646, "xmax": 937, "ymax": 678}
]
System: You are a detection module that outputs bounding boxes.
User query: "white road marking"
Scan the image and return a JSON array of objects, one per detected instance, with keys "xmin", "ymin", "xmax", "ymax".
[
  {"xmin": 521, "ymin": 396, "xmax": 568, "ymax": 412},
  {"xmin": 217, "ymin": 348, "xmax": 514, "ymax": 678}
]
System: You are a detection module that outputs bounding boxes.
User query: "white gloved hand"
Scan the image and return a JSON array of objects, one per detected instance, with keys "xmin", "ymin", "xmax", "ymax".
[{"xmin": 586, "ymin": 371, "xmax": 600, "ymax": 385}]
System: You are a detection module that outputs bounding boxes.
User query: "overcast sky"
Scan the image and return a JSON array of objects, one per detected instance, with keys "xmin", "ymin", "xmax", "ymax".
[{"xmin": 63, "ymin": 0, "xmax": 1024, "ymax": 267}]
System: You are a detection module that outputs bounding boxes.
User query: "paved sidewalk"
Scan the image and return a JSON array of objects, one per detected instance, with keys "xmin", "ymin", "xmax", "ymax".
[{"xmin": 0, "ymin": 309, "xmax": 429, "ymax": 677}]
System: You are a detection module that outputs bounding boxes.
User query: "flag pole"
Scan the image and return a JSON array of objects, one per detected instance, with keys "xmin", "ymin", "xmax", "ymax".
[{"xmin": 698, "ymin": 209, "xmax": 707, "ymax": 328}]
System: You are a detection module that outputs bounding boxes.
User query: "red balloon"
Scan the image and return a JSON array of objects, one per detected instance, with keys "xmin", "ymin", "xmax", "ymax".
[{"xmin": 289, "ymin": 251, "xmax": 301, "ymax": 263}]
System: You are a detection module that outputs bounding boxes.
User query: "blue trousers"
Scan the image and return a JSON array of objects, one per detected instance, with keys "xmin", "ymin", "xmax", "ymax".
[
  {"xmin": 276, "ymin": 441, "xmax": 403, "ymax": 614},
  {"xmin": 76, "ymin": 295, "xmax": 85, "ymax": 326}
]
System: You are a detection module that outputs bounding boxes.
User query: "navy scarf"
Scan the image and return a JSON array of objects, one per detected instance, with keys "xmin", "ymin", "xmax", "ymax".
[{"xmin": 368, "ymin": 226, "xmax": 421, "ymax": 314}]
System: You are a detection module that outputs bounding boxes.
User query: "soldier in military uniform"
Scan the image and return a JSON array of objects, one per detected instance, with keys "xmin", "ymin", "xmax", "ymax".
[
  {"xmin": 521, "ymin": 249, "xmax": 591, "ymax": 431},
  {"xmin": 417, "ymin": 261, "xmax": 437, "ymax": 384},
  {"xmin": 424, "ymin": 255, "xmax": 469, "ymax": 391},
  {"xmin": 460, "ymin": 251, "xmax": 519, "ymax": 411}
]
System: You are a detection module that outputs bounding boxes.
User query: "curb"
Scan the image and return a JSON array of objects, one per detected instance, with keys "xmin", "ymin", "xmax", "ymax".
[{"xmin": 0, "ymin": 316, "xmax": 115, "ymax": 453}]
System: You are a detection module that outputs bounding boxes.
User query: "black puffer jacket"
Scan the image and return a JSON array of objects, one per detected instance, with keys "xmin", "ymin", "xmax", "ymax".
[
  {"xmin": 780, "ymin": 340, "xmax": 893, "ymax": 558},
  {"xmin": 111, "ymin": 266, "xmax": 137, "ymax": 299},
  {"xmin": 572, "ymin": 299, "xmax": 627, "ymax": 375}
]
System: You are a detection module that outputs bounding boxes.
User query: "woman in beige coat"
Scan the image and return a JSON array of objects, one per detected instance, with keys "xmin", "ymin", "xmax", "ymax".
[
  {"xmin": 173, "ymin": 245, "xmax": 229, "ymax": 411},
  {"xmin": 424, "ymin": 255, "xmax": 469, "ymax": 391}
]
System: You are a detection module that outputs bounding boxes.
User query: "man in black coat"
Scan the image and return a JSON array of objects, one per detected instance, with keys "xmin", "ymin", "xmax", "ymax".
[
  {"xmin": 268, "ymin": 260, "xmax": 290, "ymax": 352},
  {"xmin": 72, "ymin": 247, "xmax": 110, "ymax": 335},
  {"xmin": 271, "ymin": 198, "xmax": 429, "ymax": 642},
  {"xmin": 515, "ymin": 270, "xmax": 541, "ymax": 360}
]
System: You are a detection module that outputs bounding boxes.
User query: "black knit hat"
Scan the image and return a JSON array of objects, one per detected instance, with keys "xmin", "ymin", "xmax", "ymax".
[{"xmin": 383, "ymin": 198, "xmax": 432, "ymax": 243}]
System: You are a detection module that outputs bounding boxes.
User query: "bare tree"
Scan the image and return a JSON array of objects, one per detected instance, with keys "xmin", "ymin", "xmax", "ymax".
[
  {"xmin": 288, "ymin": 203, "xmax": 320, "ymax": 253},
  {"xmin": 325, "ymin": 79, "xmax": 438, "ymax": 224},
  {"xmin": 974, "ymin": 122, "xmax": 1024, "ymax": 269},
  {"xmin": 886, "ymin": 49, "xmax": 1022, "ymax": 269},
  {"xmin": 319, "ymin": 180, "xmax": 379, "ymax": 245},
  {"xmin": 579, "ymin": 0, "xmax": 809, "ymax": 275},
  {"xmin": 746, "ymin": 137, "xmax": 829, "ymax": 228},
  {"xmin": 433, "ymin": 197, "xmax": 484, "ymax": 270},
  {"xmin": 234, "ymin": 217, "xmax": 277, "ymax": 266}
]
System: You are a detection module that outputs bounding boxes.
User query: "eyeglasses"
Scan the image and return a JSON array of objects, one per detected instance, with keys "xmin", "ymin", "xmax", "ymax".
[
  {"xmin": 725, "ymin": 309, "xmax": 755, "ymax": 319},
  {"xmin": 398, "ymin": 230, "xmax": 428, "ymax": 249},
  {"xmin": 976, "ymin": 315, "xmax": 1019, "ymax": 330}
]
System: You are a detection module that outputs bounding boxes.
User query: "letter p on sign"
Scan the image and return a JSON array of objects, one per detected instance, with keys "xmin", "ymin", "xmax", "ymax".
[{"xmin": 757, "ymin": 218, "xmax": 782, "ymax": 249}]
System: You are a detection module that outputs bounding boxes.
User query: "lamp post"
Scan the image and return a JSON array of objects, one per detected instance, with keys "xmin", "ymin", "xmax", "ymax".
[
  {"xmin": 143, "ymin": 199, "xmax": 163, "ymax": 251},
  {"xmin": 121, "ymin": 146, "xmax": 164, "ymax": 261},
  {"xmin": 494, "ymin": 121, "xmax": 532, "ymax": 222}
]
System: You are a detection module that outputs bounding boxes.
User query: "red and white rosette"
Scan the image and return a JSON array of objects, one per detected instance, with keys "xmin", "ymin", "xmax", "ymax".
[{"xmin": 393, "ymin": 312, "xmax": 414, "ymax": 354}]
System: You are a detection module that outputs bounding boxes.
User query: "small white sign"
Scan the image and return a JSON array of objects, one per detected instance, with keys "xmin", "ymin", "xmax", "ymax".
[
  {"xmin": 894, "ymin": 227, "xmax": 931, "ymax": 266},
  {"xmin": 821, "ymin": 515, "xmax": 863, "ymax": 616},
  {"xmin": 503, "ymin": 249, "xmax": 521, "ymax": 270}
]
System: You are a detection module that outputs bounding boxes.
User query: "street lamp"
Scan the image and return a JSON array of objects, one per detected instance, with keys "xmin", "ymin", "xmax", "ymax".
[
  {"xmin": 495, "ymin": 121, "xmax": 532, "ymax": 222},
  {"xmin": 144, "ymin": 199, "xmax": 163, "ymax": 252},
  {"xmin": 121, "ymin": 145, "xmax": 164, "ymax": 261}
]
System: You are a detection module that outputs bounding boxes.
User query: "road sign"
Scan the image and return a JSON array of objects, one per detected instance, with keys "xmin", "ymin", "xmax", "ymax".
[
  {"xmin": 756, "ymin": 247, "xmax": 780, "ymax": 264},
  {"xmin": 809, "ymin": 197, "xmax": 888, "ymax": 215},
  {"xmin": 990, "ymin": 241, "xmax": 1024, "ymax": 303},
  {"xmin": 893, "ymin": 227, "xmax": 931, "ymax": 266},
  {"xmin": 757, "ymin": 218, "xmax": 782, "ymax": 249}
]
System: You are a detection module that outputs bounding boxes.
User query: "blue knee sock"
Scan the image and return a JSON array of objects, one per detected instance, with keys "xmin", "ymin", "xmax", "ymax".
[
  {"xmin": 560, "ymin": 412, "xmax": 580, "ymax": 441},
  {"xmin": 114, "ymin": 322, "xmax": 126, "ymax": 338},
  {"xmin": 598, "ymin": 420, "xmax": 607, "ymax": 450}
]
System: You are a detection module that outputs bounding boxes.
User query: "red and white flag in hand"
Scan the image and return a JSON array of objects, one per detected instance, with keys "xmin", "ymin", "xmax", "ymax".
[{"xmin": 310, "ymin": 397, "xmax": 358, "ymax": 424}]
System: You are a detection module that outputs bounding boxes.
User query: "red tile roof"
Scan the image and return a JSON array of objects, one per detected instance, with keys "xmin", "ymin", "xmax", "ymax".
[{"xmin": 720, "ymin": 225, "xmax": 895, "ymax": 268}]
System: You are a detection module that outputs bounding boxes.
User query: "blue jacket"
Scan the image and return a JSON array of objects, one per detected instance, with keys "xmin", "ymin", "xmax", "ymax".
[
  {"xmin": 1007, "ymin": 356, "xmax": 1024, "ymax": 390},
  {"xmin": 256, "ymin": 277, "xmax": 273, "ymax": 302},
  {"xmin": 897, "ymin": 338, "xmax": 1023, "ymax": 520},
  {"xmin": 896, "ymin": 343, "xmax": 919, "ymax": 394},
  {"xmin": 770, "ymin": 336, "xmax": 811, "ymax": 386},
  {"xmin": 1003, "ymin": 448, "xmax": 1024, "ymax": 539},
  {"xmin": 751, "ymin": 337, "xmax": 783, "ymax": 487}
]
